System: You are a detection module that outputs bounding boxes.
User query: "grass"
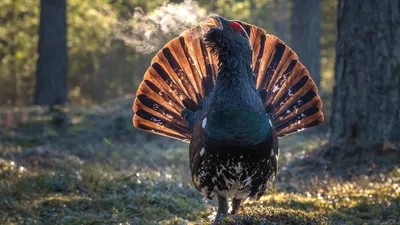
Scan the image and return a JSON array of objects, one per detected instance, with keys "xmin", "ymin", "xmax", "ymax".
[{"xmin": 1, "ymin": 96, "xmax": 399, "ymax": 224}]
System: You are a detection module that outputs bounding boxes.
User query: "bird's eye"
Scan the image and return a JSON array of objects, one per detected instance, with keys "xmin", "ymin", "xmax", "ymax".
[{"xmin": 228, "ymin": 22, "xmax": 243, "ymax": 35}]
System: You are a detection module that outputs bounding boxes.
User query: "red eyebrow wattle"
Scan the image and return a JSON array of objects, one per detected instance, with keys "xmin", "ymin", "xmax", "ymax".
[{"xmin": 228, "ymin": 22, "xmax": 243, "ymax": 34}]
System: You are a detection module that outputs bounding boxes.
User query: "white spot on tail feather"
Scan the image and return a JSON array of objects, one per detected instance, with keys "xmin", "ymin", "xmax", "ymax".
[
  {"xmin": 272, "ymin": 85, "xmax": 279, "ymax": 93},
  {"xmin": 200, "ymin": 147, "xmax": 205, "ymax": 156},
  {"xmin": 202, "ymin": 117, "xmax": 207, "ymax": 128},
  {"xmin": 152, "ymin": 104, "xmax": 159, "ymax": 110}
]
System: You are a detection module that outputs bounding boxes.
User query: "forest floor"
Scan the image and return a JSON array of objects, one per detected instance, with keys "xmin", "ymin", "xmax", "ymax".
[{"xmin": 1, "ymin": 95, "xmax": 400, "ymax": 225}]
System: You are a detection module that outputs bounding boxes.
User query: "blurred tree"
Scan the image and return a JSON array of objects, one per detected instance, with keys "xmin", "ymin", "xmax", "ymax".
[
  {"xmin": 272, "ymin": 0, "xmax": 290, "ymax": 44},
  {"xmin": 291, "ymin": 0, "xmax": 321, "ymax": 87},
  {"xmin": 35, "ymin": 0, "xmax": 69, "ymax": 126},
  {"xmin": 35, "ymin": 0, "xmax": 68, "ymax": 106},
  {"xmin": 329, "ymin": 0, "xmax": 400, "ymax": 152},
  {"xmin": 0, "ymin": 0, "xmax": 116, "ymax": 106},
  {"xmin": 320, "ymin": 0, "xmax": 337, "ymax": 92}
]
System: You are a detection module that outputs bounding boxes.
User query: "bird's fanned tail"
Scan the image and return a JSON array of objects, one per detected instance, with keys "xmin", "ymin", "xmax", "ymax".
[{"xmin": 133, "ymin": 18, "xmax": 323, "ymax": 141}]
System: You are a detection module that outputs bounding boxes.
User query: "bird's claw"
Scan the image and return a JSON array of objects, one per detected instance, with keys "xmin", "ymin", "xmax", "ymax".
[{"xmin": 212, "ymin": 213, "xmax": 225, "ymax": 225}]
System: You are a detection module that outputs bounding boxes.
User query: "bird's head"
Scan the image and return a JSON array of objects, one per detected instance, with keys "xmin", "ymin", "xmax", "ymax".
[{"xmin": 201, "ymin": 15, "xmax": 252, "ymax": 60}]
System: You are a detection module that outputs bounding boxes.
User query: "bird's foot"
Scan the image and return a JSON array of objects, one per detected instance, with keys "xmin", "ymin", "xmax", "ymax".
[
  {"xmin": 212, "ymin": 195, "xmax": 228, "ymax": 224},
  {"xmin": 212, "ymin": 212, "xmax": 226, "ymax": 224},
  {"xmin": 230, "ymin": 198, "xmax": 244, "ymax": 215}
]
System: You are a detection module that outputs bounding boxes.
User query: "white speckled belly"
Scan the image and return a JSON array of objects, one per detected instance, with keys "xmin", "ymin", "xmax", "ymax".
[{"xmin": 194, "ymin": 152, "xmax": 275, "ymax": 200}]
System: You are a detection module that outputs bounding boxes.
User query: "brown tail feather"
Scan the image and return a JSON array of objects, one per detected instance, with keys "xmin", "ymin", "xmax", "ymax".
[
  {"xmin": 133, "ymin": 17, "xmax": 324, "ymax": 141},
  {"xmin": 239, "ymin": 20, "xmax": 324, "ymax": 137},
  {"xmin": 133, "ymin": 24, "xmax": 218, "ymax": 142}
]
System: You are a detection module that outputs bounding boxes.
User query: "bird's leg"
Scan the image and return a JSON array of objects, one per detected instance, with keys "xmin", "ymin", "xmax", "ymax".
[
  {"xmin": 213, "ymin": 195, "xmax": 228, "ymax": 224},
  {"xmin": 230, "ymin": 198, "xmax": 243, "ymax": 215}
]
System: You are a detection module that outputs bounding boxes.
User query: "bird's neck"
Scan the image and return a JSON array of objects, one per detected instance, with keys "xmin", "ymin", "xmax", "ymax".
[
  {"xmin": 217, "ymin": 55, "xmax": 254, "ymax": 88},
  {"xmin": 211, "ymin": 54, "xmax": 257, "ymax": 106}
]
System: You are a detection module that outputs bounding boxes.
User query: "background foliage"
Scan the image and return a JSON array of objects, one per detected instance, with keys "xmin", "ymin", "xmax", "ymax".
[{"xmin": 0, "ymin": 0, "xmax": 336, "ymax": 106}]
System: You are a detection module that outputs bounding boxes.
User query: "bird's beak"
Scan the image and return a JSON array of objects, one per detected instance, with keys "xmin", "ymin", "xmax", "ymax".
[{"xmin": 200, "ymin": 15, "xmax": 223, "ymax": 33}]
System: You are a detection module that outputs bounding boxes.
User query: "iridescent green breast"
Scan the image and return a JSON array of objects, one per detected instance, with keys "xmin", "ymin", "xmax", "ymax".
[{"xmin": 204, "ymin": 109, "xmax": 271, "ymax": 146}]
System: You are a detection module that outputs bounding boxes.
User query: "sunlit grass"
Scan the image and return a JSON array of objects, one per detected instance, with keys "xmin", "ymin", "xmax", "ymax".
[
  {"xmin": 2, "ymin": 145, "xmax": 398, "ymax": 224},
  {"xmin": 195, "ymin": 169, "xmax": 400, "ymax": 224}
]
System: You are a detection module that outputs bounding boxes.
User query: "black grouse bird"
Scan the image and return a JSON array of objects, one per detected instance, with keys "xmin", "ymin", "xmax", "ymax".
[{"xmin": 132, "ymin": 15, "xmax": 324, "ymax": 222}]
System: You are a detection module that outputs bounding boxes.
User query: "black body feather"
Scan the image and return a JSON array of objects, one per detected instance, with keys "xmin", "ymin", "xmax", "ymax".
[
  {"xmin": 189, "ymin": 16, "xmax": 277, "ymax": 204},
  {"xmin": 189, "ymin": 115, "xmax": 279, "ymax": 201}
]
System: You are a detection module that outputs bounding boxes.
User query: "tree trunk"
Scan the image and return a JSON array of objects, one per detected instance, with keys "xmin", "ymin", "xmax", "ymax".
[
  {"xmin": 35, "ymin": 0, "xmax": 68, "ymax": 106},
  {"xmin": 329, "ymin": 0, "xmax": 400, "ymax": 152},
  {"xmin": 272, "ymin": 0, "xmax": 290, "ymax": 44},
  {"xmin": 291, "ymin": 0, "xmax": 321, "ymax": 87}
]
